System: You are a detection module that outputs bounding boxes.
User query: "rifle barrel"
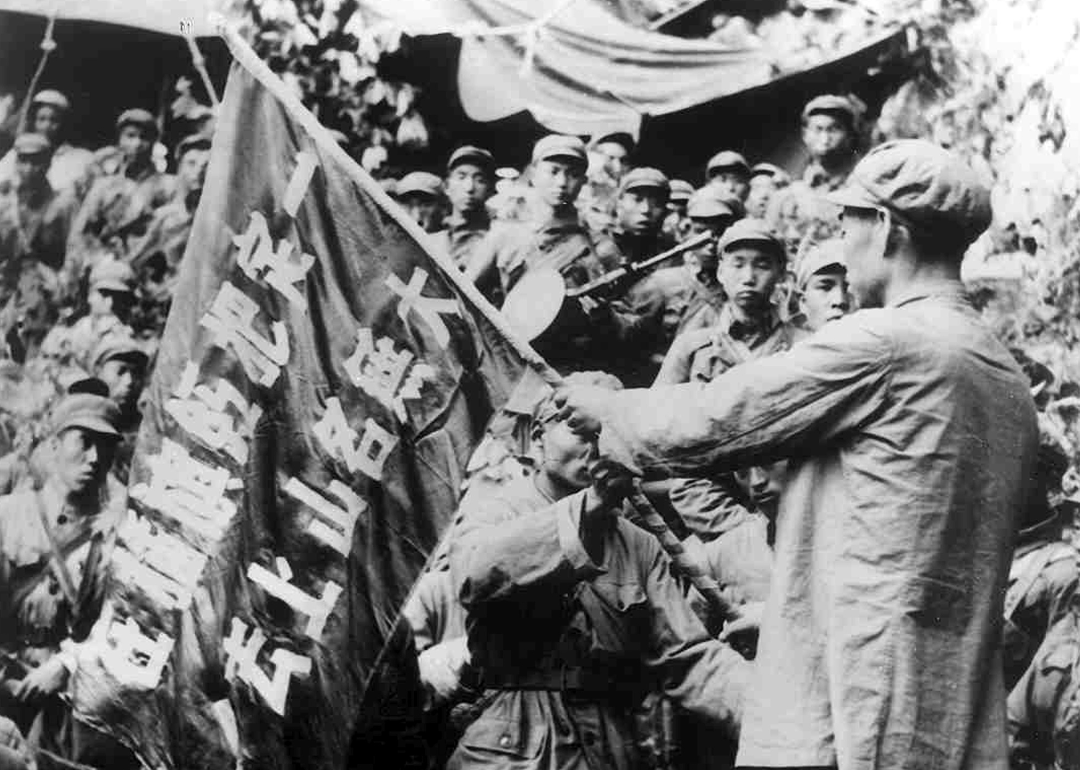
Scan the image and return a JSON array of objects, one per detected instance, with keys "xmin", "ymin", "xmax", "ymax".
[{"xmin": 568, "ymin": 230, "xmax": 714, "ymax": 298}]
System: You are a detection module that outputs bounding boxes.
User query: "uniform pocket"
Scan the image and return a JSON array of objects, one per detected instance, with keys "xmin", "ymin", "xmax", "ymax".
[
  {"xmin": 582, "ymin": 579, "xmax": 649, "ymax": 655},
  {"xmin": 460, "ymin": 714, "xmax": 546, "ymax": 760}
]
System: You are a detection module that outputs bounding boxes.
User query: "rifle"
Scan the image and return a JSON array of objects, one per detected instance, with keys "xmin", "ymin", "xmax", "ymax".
[{"xmin": 568, "ymin": 230, "xmax": 714, "ymax": 299}]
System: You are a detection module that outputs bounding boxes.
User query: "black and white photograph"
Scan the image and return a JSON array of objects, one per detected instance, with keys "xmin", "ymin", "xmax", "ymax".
[{"xmin": 0, "ymin": 0, "xmax": 1076, "ymax": 768}]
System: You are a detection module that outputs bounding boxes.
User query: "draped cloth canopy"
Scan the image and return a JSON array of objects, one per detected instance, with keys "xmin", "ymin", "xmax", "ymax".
[{"xmin": 361, "ymin": 0, "xmax": 902, "ymax": 137}]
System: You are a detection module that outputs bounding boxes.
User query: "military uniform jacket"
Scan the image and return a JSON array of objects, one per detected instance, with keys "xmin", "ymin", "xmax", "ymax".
[
  {"xmin": 654, "ymin": 305, "xmax": 802, "ymax": 386},
  {"xmin": 468, "ymin": 208, "xmax": 605, "ymax": 297},
  {"xmin": 0, "ymin": 484, "xmax": 122, "ymax": 668},
  {"xmin": 0, "ymin": 180, "xmax": 76, "ymax": 272},
  {"xmin": 1004, "ymin": 538, "xmax": 1080, "ymax": 691},
  {"xmin": 1008, "ymin": 609, "xmax": 1080, "ymax": 769},
  {"xmin": 431, "ymin": 213, "xmax": 491, "ymax": 272},
  {"xmin": 448, "ymin": 475, "xmax": 747, "ymax": 770},
  {"xmin": 0, "ymin": 143, "xmax": 96, "ymax": 203},
  {"xmin": 66, "ymin": 162, "xmax": 177, "ymax": 283},
  {"xmin": 596, "ymin": 286, "xmax": 1039, "ymax": 769}
]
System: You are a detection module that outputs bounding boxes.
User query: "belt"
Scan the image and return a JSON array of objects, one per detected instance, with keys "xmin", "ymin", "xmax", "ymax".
[{"xmin": 483, "ymin": 667, "xmax": 610, "ymax": 693}]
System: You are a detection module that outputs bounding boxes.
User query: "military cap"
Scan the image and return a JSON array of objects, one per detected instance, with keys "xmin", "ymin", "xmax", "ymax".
[
  {"xmin": 90, "ymin": 259, "xmax": 137, "ymax": 294},
  {"xmin": 92, "ymin": 334, "xmax": 149, "ymax": 372},
  {"xmin": 687, "ymin": 188, "xmax": 743, "ymax": 220},
  {"xmin": 618, "ymin": 167, "xmax": 670, "ymax": 197},
  {"xmin": 532, "ymin": 134, "xmax": 587, "ymax": 167},
  {"xmin": 49, "ymin": 391, "xmax": 121, "ymax": 437},
  {"xmin": 669, "ymin": 179, "xmax": 694, "ymax": 202},
  {"xmin": 717, "ymin": 218, "xmax": 785, "ymax": 260},
  {"xmin": 12, "ymin": 133, "xmax": 52, "ymax": 157},
  {"xmin": 751, "ymin": 162, "xmax": 791, "ymax": 186},
  {"xmin": 827, "ymin": 139, "xmax": 992, "ymax": 249},
  {"xmin": 796, "ymin": 240, "xmax": 846, "ymax": 289},
  {"xmin": 594, "ymin": 132, "xmax": 635, "ymax": 154},
  {"xmin": 532, "ymin": 370, "xmax": 623, "ymax": 426},
  {"xmin": 396, "ymin": 171, "xmax": 443, "ymax": 198},
  {"xmin": 447, "ymin": 145, "xmax": 495, "ymax": 174},
  {"xmin": 803, "ymin": 94, "xmax": 861, "ymax": 122},
  {"xmin": 706, "ymin": 150, "xmax": 751, "ymax": 178},
  {"xmin": 31, "ymin": 89, "xmax": 70, "ymax": 111},
  {"xmin": 116, "ymin": 108, "xmax": 159, "ymax": 138},
  {"xmin": 174, "ymin": 133, "xmax": 211, "ymax": 162}
]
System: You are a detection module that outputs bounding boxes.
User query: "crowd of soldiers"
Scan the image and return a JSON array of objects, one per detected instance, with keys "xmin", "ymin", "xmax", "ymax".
[{"xmin": 0, "ymin": 83, "xmax": 1076, "ymax": 770}]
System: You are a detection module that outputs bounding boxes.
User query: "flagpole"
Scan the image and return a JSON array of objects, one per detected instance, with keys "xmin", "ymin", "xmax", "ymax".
[{"xmin": 213, "ymin": 15, "xmax": 741, "ymax": 626}]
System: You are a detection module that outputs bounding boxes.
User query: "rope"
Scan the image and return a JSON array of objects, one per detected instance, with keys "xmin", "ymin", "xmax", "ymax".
[
  {"xmin": 18, "ymin": 10, "xmax": 58, "ymax": 133},
  {"xmin": 185, "ymin": 31, "xmax": 221, "ymax": 108}
]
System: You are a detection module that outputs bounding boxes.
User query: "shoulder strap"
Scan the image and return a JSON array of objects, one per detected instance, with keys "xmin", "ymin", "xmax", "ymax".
[{"xmin": 29, "ymin": 490, "xmax": 79, "ymax": 606}]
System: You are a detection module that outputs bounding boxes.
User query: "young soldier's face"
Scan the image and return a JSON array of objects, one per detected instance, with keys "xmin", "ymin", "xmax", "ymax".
[
  {"xmin": 595, "ymin": 142, "xmax": 629, "ymax": 181},
  {"xmin": 534, "ymin": 418, "xmax": 597, "ymax": 492},
  {"xmin": 803, "ymin": 113, "xmax": 853, "ymax": 162},
  {"xmin": 616, "ymin": 189, "xmax": 667, "ymax": 236},
  {"xmin": 709, "ymin": 170, "xmax": 750, "ymax": 202},
  {"xmin": 53, "ymin": 428, "xmax": 117, "ymax": 494},
  {"xmin": 532, "ymin": 159, "xmax": 585, "ymax": 208},
  {"xmin": 717, "ymin": 245, "xmax": 782, "ymax": 314},
  {"xmin": 33, "ymin": 105, "xmax": 63, "ymax": 143},
  {"xmin": 98, "ymin": 358, "xmax": 146, "ymax": 412},
  {"xmin": 178, "ymin": 148, "xmax": 210, "ymax": 194},
  {"xmin": 14, "ymin": 153, "xmax": 49, "ymax": 189},
  {"xmin": 401, "ymin": 194, "xmax": 442, "ymax": 233},
  {"xmin": 799, "ymin": 269, "xmax": 850, "ymax": 331},
  {"xmin": 445, "ymin": 163, "xmax": 492, "ymax": 215},
  {"xmin": 118, "ymin": 124, "xmax": 153, "ymax": 164},
  {"xmin": 746, "ymin": 174, "xmax": 778, "ymax": 219}
]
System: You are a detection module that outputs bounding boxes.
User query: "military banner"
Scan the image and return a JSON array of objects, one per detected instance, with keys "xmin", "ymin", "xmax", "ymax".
[{"xmin": 68, "ymin": 24, "xmax": 544, "ymax": 770}]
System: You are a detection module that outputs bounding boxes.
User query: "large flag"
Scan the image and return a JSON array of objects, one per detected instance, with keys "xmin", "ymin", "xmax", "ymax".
[{"xmin": 69, "ymin": 25, "xmax": 544, "ymax": 770}]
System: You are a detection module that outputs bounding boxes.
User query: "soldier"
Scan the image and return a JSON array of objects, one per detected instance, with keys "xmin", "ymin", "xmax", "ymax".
[
  {"xmin": 1004, "ymin": 440, "xmax": 1080, "ymax": 692},
  {"xmin": 655, "ymin": 219, "xmax": 797, "ymax": 386},
  {"xmin": 556, "ymin": 140, "xmax": 1039, "ymax": 770},
  {"xmin": 465, "ymin": 135, "xmax": 604, "ymax": 300},
  {"xmin": 580, "ymin": 132, "xmax": 635, "ymax": 236},
  {"xmin": 745, "ymin": 162, "xmax": 790, "ymax": 219},
  {"xmin": 66, "ymin": 108, "xmax": 177, "ymax": 286},
  {"xmin": 432, "ymin": 146, "xmax": 495, "ymax": 271},
  {"xmin": 0, "ymin": 387, "xmax": 134, "ymax": 769},
  {"xmin": 1007, "ymin": 604, "xmax": 1080, "ymax": 770},
  {"xmin": 447, "ymin": 382, "xmax": 748, "ymax": 770},
  {"xmin": 794, "ymin": 238, "xmax": 850, "ymax": 332},
  {"xmin": 766, "ymin": 94, "xmax": 864, "ymax": 258},
  {"xmin": 704, "ymin": 150, "xmax": 751, "ymax": 204},
  {"xmin": 398, "ymin": 171, "xmax": 445, "ymax": 234},
  {"xmin": 90, "ymin": 334, "xmax": 148, "ymax": 485},
  {"xmin": 128, "ymin": 134, "xmax": 211, "ymax": 335},
  {"xmin": 0, "ymin": 134, "xmax": 75, "ymax": 272},
  {"xmin": 594, "ymin": 167, "xmax": 674, "ymax": 271},
  {"xmin": 0, "ymin": 90, "xmax": 95, "ymax": 202},
  {"xmin": 40, "ymin": 259, "xmax": 137, "ymax": 373},
  {"xmin": 0, "ymin": 134, "xmax": 77, "ymax": 360},
  {"xmin": 662, "ymin": 179, "xmax": 694, "ymax": 243}
]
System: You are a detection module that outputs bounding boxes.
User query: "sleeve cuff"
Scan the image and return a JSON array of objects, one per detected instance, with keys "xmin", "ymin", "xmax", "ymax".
[{"xmin": 556, "ymin": 492, "xmax": 603, "ymax": 574}]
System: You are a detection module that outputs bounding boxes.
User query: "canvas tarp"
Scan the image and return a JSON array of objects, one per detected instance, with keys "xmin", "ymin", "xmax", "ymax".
[{"xmin": 361, "ymin": 0, "xmax": 903, "ymax": 137}]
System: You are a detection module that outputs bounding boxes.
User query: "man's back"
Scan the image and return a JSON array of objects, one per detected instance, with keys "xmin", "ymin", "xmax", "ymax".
[
  {"xmin": 743, "ymin": 292, "xmax": 1038, "ymax": 769},
  {"xmin": 591, "ymin": 290, "xmax": 1038, "ymax": 770}
]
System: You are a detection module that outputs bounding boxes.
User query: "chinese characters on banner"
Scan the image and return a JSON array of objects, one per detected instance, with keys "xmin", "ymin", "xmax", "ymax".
[{"xmin": 70, "ymin": 36, "xmax": 529, "ymax": 770}]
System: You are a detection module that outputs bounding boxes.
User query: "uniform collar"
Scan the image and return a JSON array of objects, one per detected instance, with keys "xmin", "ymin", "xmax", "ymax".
[
  {"xmin": 888, "ymin": 281, "xmax": 969, "ymax": 309},
  {"xmin": 531, "ymin": 204, "xmax": 584, "ymax": 234},
  {"xmin": 444, "ymin": 210, "xmax": 489, "ymax": 233},
  {"xmin": 120, "ymin": 159, "xmax": 156, "ymax": 183},
  {"xmin": 802, "ymin": 158, "xmax": 854, "ymax": 192},
  {"xmin": 718, "ymin": 302, "xmax": 781, "ymax": 343}
]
